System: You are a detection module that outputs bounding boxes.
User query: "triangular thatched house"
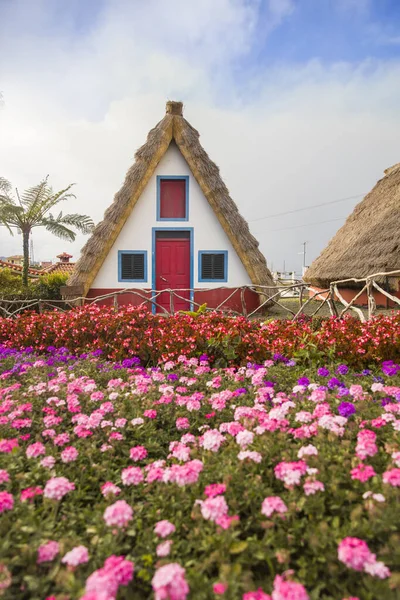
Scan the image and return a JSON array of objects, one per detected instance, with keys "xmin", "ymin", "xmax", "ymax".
[
  {"xmin": 304, "ymin": 162, "xmax": 400, "ymax": 306},
  {"xmin": 67, "ymin": 101, "xmax": 274, "ymax": 313}
]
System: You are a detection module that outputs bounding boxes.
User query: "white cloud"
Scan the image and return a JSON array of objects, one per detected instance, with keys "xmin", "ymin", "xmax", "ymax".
[{"xmin": 0, "ymin": 0, "xmax": 399, "ymax": 273}]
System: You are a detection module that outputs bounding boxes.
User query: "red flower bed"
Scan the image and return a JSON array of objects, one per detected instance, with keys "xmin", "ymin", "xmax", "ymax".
[{"xmin": 0, "ymin": 305, "xmax": 399, "ymax": 367}]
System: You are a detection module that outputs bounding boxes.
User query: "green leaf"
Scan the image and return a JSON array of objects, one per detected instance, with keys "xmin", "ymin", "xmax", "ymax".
[{"xmin": 229, "ymin": 540, "xmax": 248, "ymax": 554}]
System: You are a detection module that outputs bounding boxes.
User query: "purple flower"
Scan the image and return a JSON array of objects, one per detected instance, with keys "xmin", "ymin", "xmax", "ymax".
[
  {"xmin": 361, "ymin": 369, "xmax": 371, "ymax": 376},
  {"xmin": 381, "ymin": 397, "xmax": 391, "ymax": 407},
  {"xmin": 234, "ymin": 388, "xmax": 247, "ymax": 396},
  {"xmin": 264, "ymin": 381, "xmax": 275, "ymax": 388},
  {"xmin": 297, "ymin": 377, "xmax": 310, "ymax": 386},
  {"xmin": 317, "ymin": 367, "xmax": 330, "ymax": 377},
  {"xmin": 338, "ymin": 402, "xmax": 356, "ymax": 417},
  {"xmin": 91, "ymin": 349, "xmax": 103, "ymax": 357},
  {"xmin": 327, "ymin": 377, "xmax": 341, "ymax": 389},
  {"xmin": 336, "ymin": 364, "xmax": 349, "ymax": 376},
  {"xmin": 121, "ymin": 358, "xmax": 140, "ymax": 368},
  {"xmin": 167, "ymin": 374, "xmax": 178, "ymax": 381},
  {"xmin": 337, "ymin": 386, "xmax": 350, "ymax": 397},
  {"xmin": 382, "ymin": 361, "xmax": 400, "ymax": 377}
]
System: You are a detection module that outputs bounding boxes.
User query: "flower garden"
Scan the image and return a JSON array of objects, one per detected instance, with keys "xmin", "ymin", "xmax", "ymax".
[{"xmin": 0, "ymin": 307, "xmax": 399, "ymax": 599}]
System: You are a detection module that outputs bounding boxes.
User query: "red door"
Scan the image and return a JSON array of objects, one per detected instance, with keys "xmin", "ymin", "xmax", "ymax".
[{"xmin": 155, "ymin": 233, "xmax": 190, "ymax": 313}]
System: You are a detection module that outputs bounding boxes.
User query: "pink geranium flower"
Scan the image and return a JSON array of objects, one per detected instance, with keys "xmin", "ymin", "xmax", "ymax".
[
  {"xmin": 156, "ymin": 540, "xmax": 173, "ymax": 557},
  {"xmin": 338, "ymin": 537, "xmax": 374, "ymax": 571},
  {"xmin": 152, "ymin": 563, "xmax": 189, "ymax": 600},
  {"xmin": 26, "ymin": 442, "xmax": 46, "ymax": 458},
  {"xmin": 383, "ymin": 468, "xmax": 400, "ymax": 487},
  {"xmin": 350, "ymin": 464, "xmax": 376, "ymax": 482},
  {"xmin": 62, "ymin": 545, "xmax": 89, "ymax": 567},
  {"xmin": 121, "ymin": 466, "xmax": 144, "ymax": 485},
  {"xmin": 0, "ymin": 491, "xmax": 13, "ymax": 513},
  {"xmin": 274, "ymin": 460, "xmax": 308, "ymax": 487},
  {"xmin": 103, "ymin": 500, "xmax": 133, "ymax": 528},
  {"xmin": 20, "ymin": 486, "xmax": 43, "ymax": 502},
  {"xmin": 213, "ymin": 582, "xmax": 228, "ymax": 594},
  {"xmin": 261, "ymin": 496, "xmax": 288, "ymax": 518},
  {"xmin": 303, "ymin": 480, "xmax": 325, "ymax": 495},
  {"xmin": 129, "ymin": 445, "xmax": 148, "ymax": 461},
  {"xmin": 101, "ymin": 482, "xmax": 121, "ymax": 497},
  {"xmin": 61, "ymin": 446, "xmax": 79, "ymax": 463},
  {"xmin": 44, "ymin": 477, "xmax": 75, "ymax": 501},
  {"xmin": 204, "ymin": 483, "xmax": 226, "ymax": 498},
  {"xmin": 272, "ymin": 574, "xmax": 309, "ymax": 600},
  {"xmin": 37, "ymin": 541, "xmax": 59, "ymax": 564},
  {"xmin": 199, "ymin": 495, "xmax": 228, "ymax": 522},
  {"xmin": 154, "ymin": 520, "xmax": 176, "ymax": 538},
  {"xmin": 0, "ymin": 470, "xmax": 10, "ymax": 484}
]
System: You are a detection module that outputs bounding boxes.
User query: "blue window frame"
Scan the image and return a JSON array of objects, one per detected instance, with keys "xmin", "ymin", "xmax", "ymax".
[
  {"xmin": 118, "ymin": 251, "xmax": 148, "ymax": 283},
  {"xmin": 198, "ymin": 251, "xmax": 228, "ymax": 282},
  {"xmin": 156, "ymin": 176, "xmax": 189, "ymax": 221}
]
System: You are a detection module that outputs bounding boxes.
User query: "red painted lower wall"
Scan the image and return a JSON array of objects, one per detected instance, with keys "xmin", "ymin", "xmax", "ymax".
[
  {"xmin": 309, "ymin": 286, "xmax": 400, "ymax": 308},
  {"xmin": 87, "ymin": 288, "xmax": 262, "ymax": 314}
]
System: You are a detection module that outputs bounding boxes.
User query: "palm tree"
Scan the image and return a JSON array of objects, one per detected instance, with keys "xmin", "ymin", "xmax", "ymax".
[{"xmin": 0, "ymin": 176, "xmax": 94, "ymax": 285}]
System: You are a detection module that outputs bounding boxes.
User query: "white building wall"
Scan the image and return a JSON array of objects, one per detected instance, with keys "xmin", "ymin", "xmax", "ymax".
[{"xmin": 91, "ymin": 143, "xmax": 252, "ymax": 289}]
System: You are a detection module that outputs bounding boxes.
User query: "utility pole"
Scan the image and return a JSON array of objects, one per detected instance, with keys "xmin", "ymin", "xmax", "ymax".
[{"xmin": 301, "ymin": 241, "xmax": 307, "ymax": 269}]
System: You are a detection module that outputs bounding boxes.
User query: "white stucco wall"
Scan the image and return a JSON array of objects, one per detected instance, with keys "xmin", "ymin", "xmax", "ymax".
[{"xmin": 91, "ymin": 142, "xmax": 252, "ymax": 289}]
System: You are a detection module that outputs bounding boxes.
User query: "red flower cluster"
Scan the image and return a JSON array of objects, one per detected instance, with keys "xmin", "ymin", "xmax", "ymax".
[{"xmin": 0, "ymin": 306, "xmax": 399, "ymax": 367}]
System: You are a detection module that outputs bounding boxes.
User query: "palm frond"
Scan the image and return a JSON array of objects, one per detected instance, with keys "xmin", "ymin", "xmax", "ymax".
[
  {"xmin": 0, "ymin": 202, "xmax": 24, "ymax": 232},
  {"xmin": 34, "ymin": 184, "xmax": 76, "ymax": 222},
  {"xmin": 42, "ymin": 217, "xmax": 76, "ymax": 241},
  {"xmin": 54, "ymin": 213, "xmax": 95, "ymax": 235},
  {"xmin": 0, "ymin": 177, "xmax": 13, "ymax": 197}
]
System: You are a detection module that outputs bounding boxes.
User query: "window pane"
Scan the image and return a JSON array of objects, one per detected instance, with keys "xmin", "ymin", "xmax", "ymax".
[
  {"xmin": 120, "ymin": 253, "xmax": 145, "ymax": 280},
  {"xmin": 160, "ymin": 179, "xmax": 186, "ymax": 219},
  {"xmin": 201, "ymin": 253, "xmax": 226, "ymax": 280}
]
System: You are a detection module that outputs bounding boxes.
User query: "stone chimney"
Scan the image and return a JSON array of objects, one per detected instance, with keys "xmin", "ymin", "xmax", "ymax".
[{"xmin": 57, "ymin": 252, "xmax": 73, "ymax": 264}]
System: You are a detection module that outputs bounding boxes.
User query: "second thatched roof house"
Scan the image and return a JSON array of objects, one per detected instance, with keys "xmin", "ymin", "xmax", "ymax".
[
  {"xmin": 304, "ymin": 162, "xmax": 400, "ymax": 307},
  {"xmin": 66, "ymin": 101, "xmax": 274, "ymax": 313}
]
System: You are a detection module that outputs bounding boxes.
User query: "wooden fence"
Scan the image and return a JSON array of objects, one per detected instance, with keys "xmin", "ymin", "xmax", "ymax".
[{"xmin": 0, "ymin": 270, "xmax": 399, "ymax": 321}]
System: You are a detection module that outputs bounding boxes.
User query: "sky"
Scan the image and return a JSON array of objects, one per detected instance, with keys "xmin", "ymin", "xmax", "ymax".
[{"xmin": 0, "ymin": 0, "xmax": 400, "ymax": 274}]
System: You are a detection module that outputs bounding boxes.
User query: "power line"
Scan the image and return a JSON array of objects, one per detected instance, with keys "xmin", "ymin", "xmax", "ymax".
[
  {"xmin": 247, "ymin": 193, "xmax": 365, "ymax": 223},
  {"xmin": 255, "ymin": 216, "xmax": 346, "ymax": 234}
]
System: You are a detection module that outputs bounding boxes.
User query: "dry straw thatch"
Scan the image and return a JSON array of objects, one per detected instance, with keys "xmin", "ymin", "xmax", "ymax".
[
  {"xmin": 68, "ymin": 101, "xmax": 274, "ymax": 296},
  {"xmin": 304, "ymin": 162, "xmax": 400, "ymax": 290}
]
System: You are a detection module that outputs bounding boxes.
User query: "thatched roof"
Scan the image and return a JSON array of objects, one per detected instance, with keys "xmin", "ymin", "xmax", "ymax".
[
  {"xmin": 68, "ymin": 101, "xmax": 274, "ymax": 296},
  {"xmin": 304, "ymin": 162, "xmax": 400, "ymax": 289}
]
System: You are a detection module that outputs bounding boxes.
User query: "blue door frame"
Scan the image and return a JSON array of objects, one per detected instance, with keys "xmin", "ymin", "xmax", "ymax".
[{"xmin": 151, "ymin": 227, "xmax": 194, "ymax": 314}]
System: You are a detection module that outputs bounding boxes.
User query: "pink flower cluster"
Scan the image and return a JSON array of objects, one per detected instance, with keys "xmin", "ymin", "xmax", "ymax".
[
  {"xmin": 355, "ymin": 430, "xmax": 377, "ymax": 460},
  {"xmin": 103, "ymin": 500, "xmax": 133, "ymax": 529},
  {"xmin": 62, "ymin": 545, "xmax": 89, "ymax": 568},
  {"xmin": 338, "ymin": 537, "xmax": 390, "ymax": 578},
  {"xmin": 242, "ymin": 574, "xmax": 309, "ymax": 600},
  {"xmin": 83, "ymin": 555, "xmax": 134, "ymax": 599},
  {"xmin": 274, "ymin": 460, "xmax": 308, "ymax": 487},
  {"xmin": 37, "ymin": 541, "xmax": 59, "ymax": 564},
  {"xmin": 152, "ymin": 563, "xmax": 189, "ymax": 600},
  {"xmin": 0, "ymin": 491, "xmax": 13, "ymax": 514},
  {"xmin": 44, "ymin": 476, "xmax": 75, "ymax": 500},
  {"xmin": 261, "ymin": 496, "xmax": 288, "ymax": 518}
]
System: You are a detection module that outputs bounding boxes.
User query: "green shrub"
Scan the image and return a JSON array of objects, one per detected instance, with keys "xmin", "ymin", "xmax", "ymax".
[
  {"xmin": 32, "ymin": 272, "xmax": 69, "ymax": 300},
  {"xmin": 0, "ymin": 268, "xmax": 25, "ymax": 295}
]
